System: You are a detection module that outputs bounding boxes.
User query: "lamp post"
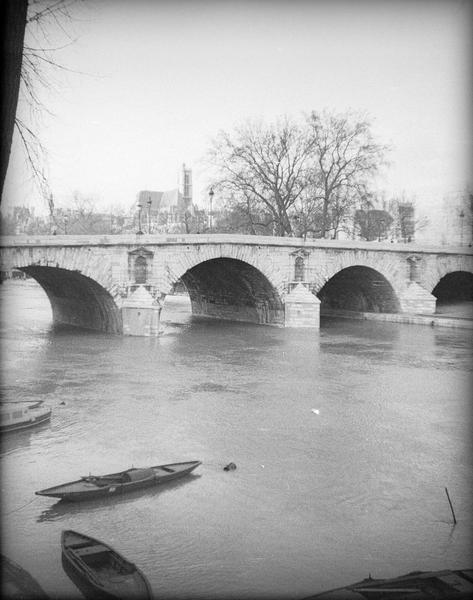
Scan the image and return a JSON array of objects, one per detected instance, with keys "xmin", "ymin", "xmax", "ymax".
[
  {"xmin": 63, "ymin": 215, "xmax": 68, "ymax": 235},
  {"xmin": 147, "ymin": 196, "xmax": 152, "ymax": 234},
  {"xmin": 208, "ymin": 187, "xmax": 214, "ymax": 232},
  {"xmin": 137, "ymin": 202, "xmax": 143, "ymax": 235},
  {"xmin": 459, "ymin": 210, "xmax": 465, "ymax": 246}
]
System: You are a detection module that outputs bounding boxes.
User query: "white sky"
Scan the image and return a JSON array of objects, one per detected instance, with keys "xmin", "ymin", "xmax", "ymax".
[{"xmin": 2, "ymin": 0, "xmax": 472, "ymax": 215}]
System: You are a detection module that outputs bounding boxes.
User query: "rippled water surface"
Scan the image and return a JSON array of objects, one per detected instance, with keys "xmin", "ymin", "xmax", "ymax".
[{"xmin": 1, "ymin": 280, "xmax": 472, "ymax": 599}]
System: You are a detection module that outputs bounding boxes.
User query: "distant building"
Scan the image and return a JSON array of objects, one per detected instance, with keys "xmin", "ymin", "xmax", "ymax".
[
  {"xmin": 136, "ymin": 164, "xmax": 198, "ymax": 233},
  {"xmin": 416, "ymin": 190, "xmax": 472, "ymax": 246},
  {"xmin": 437, "ymin": 190, "xmax": 472, "ymax": 246},
  {"xmin": 387, "ymin": 199, "xmax": 416, "ymax": 243}
]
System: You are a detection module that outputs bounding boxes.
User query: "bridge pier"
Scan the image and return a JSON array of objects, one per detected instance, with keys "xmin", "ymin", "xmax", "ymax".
[
  {"xmin": 1, "ymin": 235, "xmax": 471, "ymax": 334},
  {"xmin": 399, "ymin": 282, "xmax": 436, "ymax": 315},
  {"xmin": 400, "ymin": 257, "xmax": 436, "ymax": 314},
  {"xmin": 121, "ymin": 286, "xmax": 162, "ymax": 336},
  {"xmin": 284, "ymin": 283, "xmax": 320, "ymax": 328}
]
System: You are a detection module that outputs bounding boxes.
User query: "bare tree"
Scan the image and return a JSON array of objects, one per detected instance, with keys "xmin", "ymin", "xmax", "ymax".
[
  {"xmin": 208, "ymin": 117, "xmax": 314, "ymax": 236},
  {"xmin": 59, "ymin": 191, "xmax": 105, "ymax": 234},
  {"xmin": 208, "ymin": 111, "xmax": 389, "ymax": 238},
  {"xmin": 2, "ymin": 0, "xmax": 84, "ymax": 206},
  {"xmin": 354, "ymin": 208, "xmax": 393, "ymax": 241},
  {"xmin": 1, "ymin": 0, "xmax": 28, "ymax": 199},
  {"xmin": 306, "ymin": 110, "xmax": 389, "ymax": 238}
]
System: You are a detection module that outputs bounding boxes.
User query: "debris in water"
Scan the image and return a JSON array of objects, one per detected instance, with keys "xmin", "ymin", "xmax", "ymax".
[{"xmin": 223, "ymin": 462, "xmax": 237, "ymax": 471}]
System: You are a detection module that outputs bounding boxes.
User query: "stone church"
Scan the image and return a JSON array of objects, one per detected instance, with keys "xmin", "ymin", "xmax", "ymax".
[{"xmin": 135, "ymin": 164, "xmax": 196, "ymax": 233}]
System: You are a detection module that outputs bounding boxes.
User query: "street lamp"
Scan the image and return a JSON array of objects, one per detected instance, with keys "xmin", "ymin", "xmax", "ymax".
[
  {"xmin": 459, "ymin": 210, "xmax": 465, "ymax": 246},
  {"xmin": 137, "ymin": 202, "xmax": 143, "ymax": 235},
  {"xmin": 208, "ymin": 187, "xmax": 214, "ymax": 232},
  {"xmin": 147, "ymin": 196, "xmax": 152, "ymax": 234}
]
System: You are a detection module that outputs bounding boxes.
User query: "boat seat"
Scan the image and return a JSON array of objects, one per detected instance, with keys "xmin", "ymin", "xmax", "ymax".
[{"xmin": 74, "ymin": 544, "xmax": 110, "ymax": 556}]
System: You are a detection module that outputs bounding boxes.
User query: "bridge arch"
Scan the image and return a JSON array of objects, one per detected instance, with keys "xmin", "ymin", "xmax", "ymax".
[
  {"xmin": 2, "ymin": 234, "xmax": 472, "ymax": 333},
  {"xmin": 420, "ymin": 254, "xmax": 473, "ymax": 293},
  {"xmin": 161, "ymin": 243, "xmax": 286, "ymax": 294},
  {"xmin": 168, "ymin": 255, "xmax": 284, "ymax": 325},
  {"xmin": 432, "ymin": 271, "xmax": 473, "ymax": 305},
  {"xmin": 18, "ymin": 266, "xmax": 122, "ymax": 333},
  {"xmin": 308, "ymin": 249, "xmax": 405, "ymax": 299},
  {"xmin": 317, "ymin": 266, "xmax": 401, "ymax": 314}
]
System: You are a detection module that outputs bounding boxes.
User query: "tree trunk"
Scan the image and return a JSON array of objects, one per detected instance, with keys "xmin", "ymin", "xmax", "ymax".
[{"xmin": 0, "ymin": 0, "xmax": 28, "ymax": 201}]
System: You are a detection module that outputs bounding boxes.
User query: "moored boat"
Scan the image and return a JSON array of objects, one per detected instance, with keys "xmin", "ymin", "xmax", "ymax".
[
  {"xmin": 1, "ymin": 553, "xmax": 50, "ymax": 599},
  {"xmin": 0, "ymin": 401, "xmax": 52, "ymax": 433},
  {"xmin": 303, "ymin": 568, "xmax": 473, "ymax": 599},
  {"xmin": 61, "ymin": 530, "xmax": 152, "ymax": 599},
  {"xmin": 36, "ymin": 460, "xmax": 201, "ymax": 501}
]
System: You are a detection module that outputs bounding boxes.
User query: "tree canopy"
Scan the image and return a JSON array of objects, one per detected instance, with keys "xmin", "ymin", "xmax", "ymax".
[
  {"xmin": 208, "ymin": 110, "xmax": 389, "ymax": 238},
  {"xmin": 208, "ymin": 117, "xmax": 313, "ymax": 236}
]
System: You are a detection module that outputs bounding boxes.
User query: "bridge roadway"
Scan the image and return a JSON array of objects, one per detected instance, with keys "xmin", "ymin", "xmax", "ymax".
[{"xmin": 1, "ymin": 234, "xmax": 472, "ymax": 335}]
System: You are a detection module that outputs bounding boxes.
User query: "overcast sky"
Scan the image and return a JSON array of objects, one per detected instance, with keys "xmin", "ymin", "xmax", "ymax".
[{"xmin": 3, "ymin": 0, "xmax": 472, "ymax": 215}]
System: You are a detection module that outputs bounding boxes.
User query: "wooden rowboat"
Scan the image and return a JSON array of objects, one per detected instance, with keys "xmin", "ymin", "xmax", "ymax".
[
  {"xmin": 61, "ymin": 530, "xmax": 152, "ymax": 599},
  {"xmin": 1, "ymin": 553, "xmax": 50, "ymax": 599},
  {"xmin": 35, "ymin": 460, "xmax": 201, "ymax": 502},
  {"xmin": 303, "ymin": 568, "xmax": 473, "ymax": 599}
]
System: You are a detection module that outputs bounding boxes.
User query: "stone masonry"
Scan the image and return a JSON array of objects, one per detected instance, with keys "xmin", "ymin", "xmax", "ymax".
[{"xmin": 0, "ymin": 234, "xmax": 472, "ymax": 335}]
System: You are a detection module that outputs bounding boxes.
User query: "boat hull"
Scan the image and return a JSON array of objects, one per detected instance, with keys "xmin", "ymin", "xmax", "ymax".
[
  {"xmin": 61, "ymin": 530, "xmax": 152, "ymax": 600},
  {"xmin": 1, "ymin": 554, "xmax": 50, "ymax": 599},
  {"xmin": 62, "ymin": 554, "xmax": 120, "ymax": 600},
  {"xmin": 304, "ymin": 569, "xmax": 473, "ymax": 599},
  {"xmin": 1, "ymin": 409, "xmax": 51, "ymax": 433},
  {"xmin": 36, "ymin": 461, "xmax": 201, "ymax": 502}
]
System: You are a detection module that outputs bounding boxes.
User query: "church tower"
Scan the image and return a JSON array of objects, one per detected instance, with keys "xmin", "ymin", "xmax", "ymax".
[{"xmin": 180, "ymin": 163, "xmax": 192, "ymax": 210}]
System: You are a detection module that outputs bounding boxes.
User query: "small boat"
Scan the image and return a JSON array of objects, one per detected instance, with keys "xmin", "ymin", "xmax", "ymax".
[
  {"xmin": 36, "ymin": 460, "xmax": 201, "ymax": 501},
  {"xmin": 0, "ymin": 401, "xmax": 52, "ymax": 433},
  {"xmin": 61, "ymin": 530, "xmax": 152, "ymax": 599},
  {"xmin": 1, "ymin": 553, "xmax": 50, "ymax": 599},
  {"xmin": 304, "ymin": 568, "xmax": 473, "ymax": 599}
]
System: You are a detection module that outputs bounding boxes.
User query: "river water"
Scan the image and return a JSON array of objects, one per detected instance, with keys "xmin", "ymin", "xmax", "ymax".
[{"xmin": 1, "ymin": 280, "xmax": 472, "ymax": 599}]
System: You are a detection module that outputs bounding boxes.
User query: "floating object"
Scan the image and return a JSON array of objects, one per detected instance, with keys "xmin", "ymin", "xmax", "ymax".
[
  {"xmin": 0, "ymin": 401, "xmax": 51, "ymax": 433},
  {"xmin": 445, "ymin": 487, "xmax": 457, "ymax": 524},
  {"xmin": 61, "ymin": 530, "xmax": 152, "ymax": 599},
  {"xmin": 302, "ymin": 568, "xmax": 473, "ymax": 599},
  {"xmin": 311, "ymin": 409, "xmax": 320, "ymax": 415},
  {"xmin": 1, "ymin": 554, "xmax": 50, "ymax": 599},
  {"xmin": 36, "ymin": 461, "xmax": 201, "ymax": 502},
  {"xmin": 223, "ymin": 462, "xmax": 237, "ymax": 471}
]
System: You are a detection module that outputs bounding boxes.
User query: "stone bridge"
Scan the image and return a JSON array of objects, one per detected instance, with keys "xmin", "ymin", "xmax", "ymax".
[{"xmin": 1, "ymin": 234, "xmax": 472, "ymax": 335}]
